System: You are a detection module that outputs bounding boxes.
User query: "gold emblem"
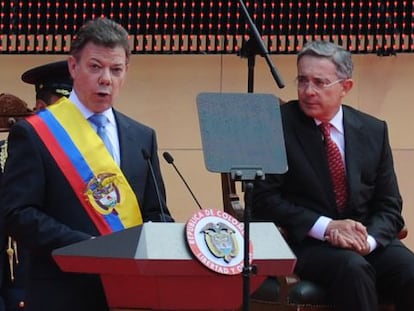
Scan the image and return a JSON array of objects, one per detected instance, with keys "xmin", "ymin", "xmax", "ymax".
[
  {"xmin": 85, "ymin": 173, "xmax": 120, "ymax": 215},
  {"xmin": 200, "ymin": 222, "xmax": 239, "ymax": 263}
]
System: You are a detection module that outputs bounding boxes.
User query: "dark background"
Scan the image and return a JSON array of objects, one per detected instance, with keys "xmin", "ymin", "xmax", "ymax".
[{"xmin": 1, "ymin": 0, "xmax": 412, "ymax": 54}]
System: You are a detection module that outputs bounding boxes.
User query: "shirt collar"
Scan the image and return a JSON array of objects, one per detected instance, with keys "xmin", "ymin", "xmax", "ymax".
[
  {"xmin": 68, "ymin": 91, "xmax": 116, "ymax": 126},
  {"xmin": 314, "ymin": 105, "xmax": 344, "ymax": 134}
]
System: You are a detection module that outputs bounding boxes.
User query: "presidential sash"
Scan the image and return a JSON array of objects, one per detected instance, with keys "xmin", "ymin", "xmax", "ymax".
[{"xmin": 26, "ymin": 97, "xmax": 143, "ymax": 235}]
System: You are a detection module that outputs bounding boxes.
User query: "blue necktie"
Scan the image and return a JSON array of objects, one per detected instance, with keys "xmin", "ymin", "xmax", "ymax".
[{"xmin": 89, "ymin": 114, "xmax": 114, "ymax": 157}]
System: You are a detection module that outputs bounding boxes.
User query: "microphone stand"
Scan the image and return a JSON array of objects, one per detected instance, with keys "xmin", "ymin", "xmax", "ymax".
[
  {"xmin": 141, "ymin": 149, "xmax": 167, "ymax": 222},
  {"xmin": 238, "ymin": 0, "xmax": 285, "ymax": 90},
  {"xmin": 237, "ymin": 1, "xmax": 285, "ymax": 310}
]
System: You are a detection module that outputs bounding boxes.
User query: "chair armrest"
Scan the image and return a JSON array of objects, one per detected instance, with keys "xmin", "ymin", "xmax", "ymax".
[{"xmin": 399, "ymin": 225, "xmax": 408, "ymax": 240}]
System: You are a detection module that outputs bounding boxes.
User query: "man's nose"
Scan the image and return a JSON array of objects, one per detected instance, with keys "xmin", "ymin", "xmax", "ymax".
[{"xmin": 99, "ymin": 68, "xmax": 112, "ymax": 85}]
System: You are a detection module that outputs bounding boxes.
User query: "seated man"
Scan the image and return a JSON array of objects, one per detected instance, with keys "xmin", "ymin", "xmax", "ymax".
[{"xmin": 252, "ymin": 40, "xmax": 414, "ymax": 311}]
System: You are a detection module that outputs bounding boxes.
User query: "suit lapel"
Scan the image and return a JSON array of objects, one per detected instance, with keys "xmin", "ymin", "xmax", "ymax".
[
  {"xmin": 285, "ymin": 106, "xmax": 337, "ymax": 210},
  {"xmin": 114, "ymin": 111, "xmax": 134, "ymax": 176},
  {"xmin": 292, "ymin": 109, "xmax": 332, "ymax": 189},
  {"xmin": 343, "ymin": 106, "xmax": 365, "ymax": 209}
]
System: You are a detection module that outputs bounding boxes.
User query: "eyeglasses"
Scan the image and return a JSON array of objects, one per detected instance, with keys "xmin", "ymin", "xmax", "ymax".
[{"xmin": 295, "ymin": 76, "xmax": 345, "ymax": 92}]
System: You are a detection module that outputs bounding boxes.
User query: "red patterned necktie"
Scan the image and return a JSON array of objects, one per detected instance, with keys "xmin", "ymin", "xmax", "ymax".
[{"xmin": 320, "ymin": 123, "xmax": 348, "ymax": 210}]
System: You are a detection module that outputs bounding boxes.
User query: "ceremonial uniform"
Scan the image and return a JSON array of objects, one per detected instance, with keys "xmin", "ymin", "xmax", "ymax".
[{"xmin": 0, "ymin": 61, "xmax": 72, "ymax": 311}]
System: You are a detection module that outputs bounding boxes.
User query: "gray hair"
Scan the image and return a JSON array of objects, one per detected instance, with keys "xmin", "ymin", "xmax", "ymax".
[
  {"xmin": 298, "ymin": 41, "xmax": 353, "ymax": 78},
  {"xmin": 70, "ymin": 17, "xmax": 131, "ymax": 63}
]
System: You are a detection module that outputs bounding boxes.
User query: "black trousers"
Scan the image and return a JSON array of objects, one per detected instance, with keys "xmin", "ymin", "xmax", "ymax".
[{"xmin": 292, "ymin": 239, "xmax": 414, "ymax": 311}]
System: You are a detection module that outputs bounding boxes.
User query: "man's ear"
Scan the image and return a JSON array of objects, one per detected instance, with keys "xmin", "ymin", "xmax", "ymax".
[
  {"xmin": 341, "ymin": 78, "xmax": 354, "ymax": 96},
  {"xmin": 67, "ymin": 56, "xmax": 77, "ymax": 80},
  {"xmin": 35, "ymin": 99, "xmax": 47, "ymax": 111}
]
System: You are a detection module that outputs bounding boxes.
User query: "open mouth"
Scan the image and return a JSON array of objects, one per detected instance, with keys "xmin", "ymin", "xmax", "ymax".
[{"xmin": 97, "ymin": 92, "xmax": 110, "ymax": 97}]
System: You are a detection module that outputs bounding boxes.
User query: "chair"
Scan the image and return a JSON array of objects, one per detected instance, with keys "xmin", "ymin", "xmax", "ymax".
[
  {"xmin": 0, "ymin": 93, "xmax": 33, "ymax": 132},
  {"xmin": 220, "ymin": 173, "xmax": 408, "ymax": 311}
]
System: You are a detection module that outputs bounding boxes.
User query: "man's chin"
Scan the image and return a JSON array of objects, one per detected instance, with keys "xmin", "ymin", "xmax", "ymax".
[
  {"xmin": 300, "ymin": 104, "xmax": 321, "ymax": 118},
  {"xmin": 89, "ymin": 99, "xmax": 113, "ymax": 112},
  {"xmin": 95, "ymin": 95, "xmax": 113, "ymax": 106}
]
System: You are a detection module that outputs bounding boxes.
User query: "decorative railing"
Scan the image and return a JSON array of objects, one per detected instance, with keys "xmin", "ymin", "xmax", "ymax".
[{"xmin": 1, "ymin": 0, "xmax": 412, "ymax": 55}]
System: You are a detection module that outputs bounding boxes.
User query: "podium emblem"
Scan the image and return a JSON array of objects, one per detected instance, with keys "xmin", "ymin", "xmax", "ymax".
[
  {"xmin": 186, "ymin": 208, "xmax": 252, "ymax": 275},
  {"xmin": 200, "ymin": 222, "xmax": 239, "ymax": 263}
]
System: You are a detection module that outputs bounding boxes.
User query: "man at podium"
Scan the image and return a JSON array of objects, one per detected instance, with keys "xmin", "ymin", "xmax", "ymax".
[
  {"xmin": 252, "ymin": 40, "xmax": 414, "ymax": 311},
  {"xmin": 0, "ymin": 18, "xmax": 173, "ymax": 311}
]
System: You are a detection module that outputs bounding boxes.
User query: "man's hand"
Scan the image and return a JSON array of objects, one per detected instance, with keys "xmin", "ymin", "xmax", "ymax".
[{"xmin": 325, "ymin": 219, "xmax": 370, "ymax": 255}]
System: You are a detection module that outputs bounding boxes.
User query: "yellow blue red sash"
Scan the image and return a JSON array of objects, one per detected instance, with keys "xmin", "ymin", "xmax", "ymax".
[{"xmin": 26, "ymin": 97, "xmax": 143, "ymax": 235}]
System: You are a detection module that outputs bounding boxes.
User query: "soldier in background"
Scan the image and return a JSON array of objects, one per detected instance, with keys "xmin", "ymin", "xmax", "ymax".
[
  {"xmin": 0, "ymin": 60, "xmax": 72, "ymax": 311},
  {"xmin": 21, "ymin": 60, "xmax": 72, "ymax": 111},
  {"xmin": 0, "ymin": 93, "xmax": 32, "ymax": 311}
]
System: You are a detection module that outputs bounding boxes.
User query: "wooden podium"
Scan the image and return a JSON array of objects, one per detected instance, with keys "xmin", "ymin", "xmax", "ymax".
[{"xmin": 52, "ymin": 222, "xmax": 296, "ymax": 310}]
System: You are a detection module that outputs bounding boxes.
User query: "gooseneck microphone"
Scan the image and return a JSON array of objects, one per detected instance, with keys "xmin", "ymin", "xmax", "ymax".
[
  {"xmin": 162, "ymin": 151, "xmax": 203, "ymax": 210},
  {"xmin": 141, "ymin": 148, "xmax": 167, "ymax": 222}
]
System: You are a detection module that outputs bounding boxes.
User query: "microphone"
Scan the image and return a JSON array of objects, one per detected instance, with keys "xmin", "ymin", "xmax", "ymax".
[
  {"xmin": 141, "ymin": 148, "xmax": 167, "ymax": 222},
  {"xmin": 162, "ymin": 151, "xmax": 202, "ymax": 210}
]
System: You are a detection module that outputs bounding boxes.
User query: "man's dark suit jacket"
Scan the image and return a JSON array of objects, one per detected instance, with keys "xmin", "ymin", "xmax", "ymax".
[
  {"xmin": 0, "ymin": 109, "xmax": 172, "ymax": 311},
  {"xmin": 253, "ymin": 100, "xmax": 404, "ymax": 250}
]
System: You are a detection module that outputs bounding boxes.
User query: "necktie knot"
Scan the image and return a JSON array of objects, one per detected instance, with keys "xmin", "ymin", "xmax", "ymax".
[
  {"xmin": 89, "ymin": 114, "xmax": 108, "ymax": 129},
  {"xmin": 319, "ymin": 122, "xmax": 331, "ymax": 140}
]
